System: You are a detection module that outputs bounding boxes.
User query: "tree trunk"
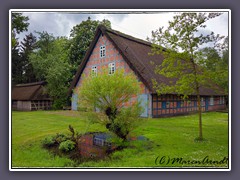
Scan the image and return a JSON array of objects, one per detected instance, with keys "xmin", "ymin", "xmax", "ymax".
[{"xmin": 190, "ymin": 57, "xmax": 203, "ymax": 141}]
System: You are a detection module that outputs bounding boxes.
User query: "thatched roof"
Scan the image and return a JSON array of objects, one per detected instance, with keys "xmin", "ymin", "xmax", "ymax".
[
  {"xmin": 68, "ymin": 25, "xmax": 225, "ymax": 96},
  {"xmin": 12, "ymin": 81, "xmax": 51, "ymax": 101}
]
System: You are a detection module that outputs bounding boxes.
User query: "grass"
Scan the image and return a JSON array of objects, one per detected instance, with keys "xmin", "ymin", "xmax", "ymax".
[{"xmin": 11, "ymin": 111, "xmax": 229, "ymax": 168}]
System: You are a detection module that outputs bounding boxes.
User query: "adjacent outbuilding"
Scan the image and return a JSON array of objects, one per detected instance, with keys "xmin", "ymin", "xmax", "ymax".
[{"xmin": 12, "ymin": 81, "xmax": 52, "ymax": 111}]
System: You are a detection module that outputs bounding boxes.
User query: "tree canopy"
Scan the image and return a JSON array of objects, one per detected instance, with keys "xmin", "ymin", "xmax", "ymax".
[
  {"xmin": 149, "ymin": 12, "xmax": 226, "ymax": 140},
  {"xmin": 11, "ymin": 13, "xmax": 29, "ymax": 47},
  {"xmin": 68, "ymin": 17, "xmax": 111, "ymax": 73},
  {"xmin": 29, "ymin": 32, "xmax": 71, "ymax": 109}
]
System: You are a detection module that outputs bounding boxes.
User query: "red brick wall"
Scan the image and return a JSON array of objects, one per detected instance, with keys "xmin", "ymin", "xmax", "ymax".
[
  {"xmin": 78, "ymin": 134, "xmax": 113, "ymax": 159},
  {"xmin": 73, "ymin": 33, "xmax": 151, "ymax": 115}
]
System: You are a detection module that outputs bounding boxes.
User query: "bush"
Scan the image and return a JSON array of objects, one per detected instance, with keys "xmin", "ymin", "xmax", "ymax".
[
  {"xmin": 55, "ymin": 133, "xmax": 68, "ymax": 144},
  {"xmin": 42, "ymin": 136, "xmax": 55, "ymax": 147},
  {"xmin": 59, "ymin": 140, "xmax": 76, "ymax": 152}
]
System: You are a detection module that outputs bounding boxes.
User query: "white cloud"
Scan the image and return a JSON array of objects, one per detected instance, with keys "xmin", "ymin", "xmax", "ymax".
[{"xmin": 16, "ymin": 11, "xmax": 229, "ymax": 43}]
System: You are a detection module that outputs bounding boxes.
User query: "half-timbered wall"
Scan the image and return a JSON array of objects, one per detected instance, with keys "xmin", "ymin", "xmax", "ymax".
[{"xmin": 152, "ymin": 95, "xmax": 226, "ymax": 117}]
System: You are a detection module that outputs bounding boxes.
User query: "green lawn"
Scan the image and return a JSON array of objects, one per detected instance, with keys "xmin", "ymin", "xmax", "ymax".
[{"xmin": 11, "ymin": 111, "xmax": 229, "ymax": 168}]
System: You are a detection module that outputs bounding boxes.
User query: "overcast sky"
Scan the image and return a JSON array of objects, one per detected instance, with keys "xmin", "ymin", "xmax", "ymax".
[{"xmin": 16, "ymin": 10, "xmax": 229, "ymax": 42}]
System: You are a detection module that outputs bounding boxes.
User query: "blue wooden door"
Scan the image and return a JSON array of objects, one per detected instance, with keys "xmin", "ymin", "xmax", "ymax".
[
  {"xmin": 71, "ymin": 93, "xmax": 78, "ymax": 111},
  {"xmin": 138, "ymin": 94, "xmax": 148, "ymax": 117},
  {"xmin": 205, "ymin": 97, "xmax": 209, "ymax": 111}
]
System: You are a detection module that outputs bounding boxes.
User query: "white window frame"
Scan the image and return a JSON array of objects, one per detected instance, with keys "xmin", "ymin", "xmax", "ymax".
[
  {"xmin": 91, "ymin": 66, "xmax": 97, "ymax": 76},
  {"xmin": 100, "ymin": 45, "xmax": 106, "ymax": 58},
  {"xmin": 210, "ymin": 96, "xmax": 214, "ymax": 106},
  {"xmin": 201, "ymin": 97, "xmax": 204, "ymax": 106},
  {"xmin": 108, "ymin": 62, "xmax": 115, "ymax": 75}
]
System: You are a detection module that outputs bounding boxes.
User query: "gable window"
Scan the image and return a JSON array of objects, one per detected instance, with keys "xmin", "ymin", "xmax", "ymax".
[
  {"xmin": 108, "ymin": 63, "xmax": 115, "ymax": 75},
  {"xmin": 100, "ymin": 45, "xmax": 106, "ymax": 58},
  {"xmin": 91, "ymin": 66, "xmax": 97, "ymax": 76}
]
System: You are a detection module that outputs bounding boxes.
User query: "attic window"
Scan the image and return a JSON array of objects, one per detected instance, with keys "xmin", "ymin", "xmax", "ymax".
[
  {"xmin": 108, "ymin": 63, "xmax": 115, "ymax": 75},
  {"xmin": 100, "ymin": 45, "xmax": 106, "ymax": 58}
]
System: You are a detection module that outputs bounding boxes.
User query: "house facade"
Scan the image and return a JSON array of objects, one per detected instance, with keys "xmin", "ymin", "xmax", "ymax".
[{"xmin": 68, "ymin": 25, "xmax": 226, "ymax": 118}]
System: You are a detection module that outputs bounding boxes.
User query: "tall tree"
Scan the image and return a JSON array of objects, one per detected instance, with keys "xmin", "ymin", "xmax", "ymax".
[
  {"xmin": 30, "ymin": 34, "xmax": 71, "ymax": 109},
  {"xmin": 29, "ymin": 31, "xmax": 56, "ymax": 80},
  {"xmin": 11, "ymin": 13, "xmax": 29, "ymax": 47},
  {"xmin": 199, "ymin": 44, "xmax": 228, "ymax": 93},
  {"xmin": 68, "ymin": 17, "xmax": 111, "ymax": 74},
  {"xmin": 20, "ymin": 33, "xmax": 37, "ymax": 83},
  {"xmin": 149, "ymin": 12, "xmax": 224, "ymax": 141},
  {"xmin": 12, "ymin": 42, "xmax": 23, "ymax": 85}
]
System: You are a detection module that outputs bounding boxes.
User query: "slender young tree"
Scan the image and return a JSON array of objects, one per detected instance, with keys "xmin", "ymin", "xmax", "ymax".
[{"xmin": 149, "ymin": 12, "xmax": 225, "ymax": 141}]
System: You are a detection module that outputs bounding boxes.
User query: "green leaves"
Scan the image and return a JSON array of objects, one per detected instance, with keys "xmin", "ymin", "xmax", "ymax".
[
  {"xmin": 77, "ymin": 68, "xmax": 143, "ymax": 140},
  {"xmin": 29, "ymin": 35, "xmax": 71, "ymax": 109},
  {"xmin": 78, "ymin": 69, "xmax": 140, "ymax": 111},
  {"xmin": 149, "ymin": 12, "xmax": 227, "ymax": 140},
  {"xmin": 68, "ymin": 17, "xmax": 111, "ymax": 72}
]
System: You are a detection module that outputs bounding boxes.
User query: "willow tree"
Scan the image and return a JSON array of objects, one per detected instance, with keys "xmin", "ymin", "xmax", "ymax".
[
  {"xmin": 149, "ymin": 12, "xmax": 225, "ymax": 141},
  {"xmin": 77, "ymin": 69, "xmax": 143, "ymax": 141}
]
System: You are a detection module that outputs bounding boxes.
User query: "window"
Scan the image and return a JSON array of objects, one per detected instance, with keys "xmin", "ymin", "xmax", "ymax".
[
  {"xmin": 177, "ymin": 101, "xmax": 181, "ymax": 108},
  {"xmin": 220, "ymin": 96, "xmax": 225, "ymax": 104},
  {"xmin": 91, "ymin": 66, "xmax": 97, "ymax": 76},
  {"xmin": 108, "ymin": 63, "xmax": 115, "ymax": 74},
  {"xmin": 93, "ymin": 138, "xmax": 104, "ymax": 146},
  {"xmin": 166, "ymin": 101, "xmax": 170, "ymax": 108},
  {"xmin": 210, "ymin": 96, "xmax": 214, "ymax": 105},
  {"xmin": 100, "ymin": 45, "xmax": 106, "ymax": 58},
  {"xmin": 194, "ymin": 101, "xmax": 197, "ymax": 107},
  {"xmin": 201, "ymin": 97, "xmax": 204, "ymax": 106},
  {"xmin": 162, "ymin": 101, "xmax": 166, "ymax": 109}
]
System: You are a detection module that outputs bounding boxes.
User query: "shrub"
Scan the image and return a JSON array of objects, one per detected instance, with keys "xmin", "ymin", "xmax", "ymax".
[
  {"xmin": 59, "ymin": 140, "xmax": 76, "ymax": 152},
  {"xmin": 42, "ymin": 136, "xmax": 55, "ymax": 147},
  {"xmin": 77, "ymin": 68, "xmax": 143, "ymax": 141},
  {"xmin": 55, "ymin": 133, "xmax": 68, "ymax": 144}
]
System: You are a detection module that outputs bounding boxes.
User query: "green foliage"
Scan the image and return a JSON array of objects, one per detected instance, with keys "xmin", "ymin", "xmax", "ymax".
[
  {"xmin": 149, "ymin": 12, "xmax": 226, "ymax": 140},
  {"xmin": 198, "ymin": 46, "xmax": 228, "ymax": 93},
  {"xmin": 77, "ymin": 69, "xmax": 140, "ymax": 111},
  {"xmin": 42, "ymin": 136, "xmax": 55, "ymax": 147},
  {"xmin": 30, "ymin": 34, "xmax": 72, "ymax": 109},
  {"xmin": 108, "ymin": 105, "xmax": 143, "ymax": 140},
  {"xmin": 54, "ymin": 133, "xmax": 68, "ymax": 144},
  {"xmin": 68, "ymin": 17, "xmax": 111, "ymax": 73},
  {"xmin": 11, "ymin": 13, "xmax": 29, "ymax": 47},
  {"xmin": 77, "ymin": 68, "xmax": 143, "ymax": 140},
  {"xmin": 59, "ymin": 140, "xmax": 76, "ymax": 152}
]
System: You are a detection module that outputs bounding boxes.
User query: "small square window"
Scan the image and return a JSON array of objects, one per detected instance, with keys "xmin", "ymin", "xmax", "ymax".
[
  {"xmin": 91, "ymin": 66, "xmax": 97, "ymax": 76},
  {"xmin": 108, "ymin": 63, "xmax": 115, "ymax": 75},
  {"xmin": 100, "ymin": 45, "xmax": 106, "ymax": 58}
]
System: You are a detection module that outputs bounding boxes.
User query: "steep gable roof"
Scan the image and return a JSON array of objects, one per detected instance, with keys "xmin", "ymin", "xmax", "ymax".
[
  {"xmin": 68, "ymin": 25, "xmax": 225, "ymax": 96},
  {"xmin": 12, "ymin": 81, "xmax": 51, "ymax": 101}
]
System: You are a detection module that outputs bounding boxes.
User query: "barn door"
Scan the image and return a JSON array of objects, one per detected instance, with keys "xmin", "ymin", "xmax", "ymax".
[{"xmin": 138, "ymin": 94, "xmax": 148, "ymax": 117}]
